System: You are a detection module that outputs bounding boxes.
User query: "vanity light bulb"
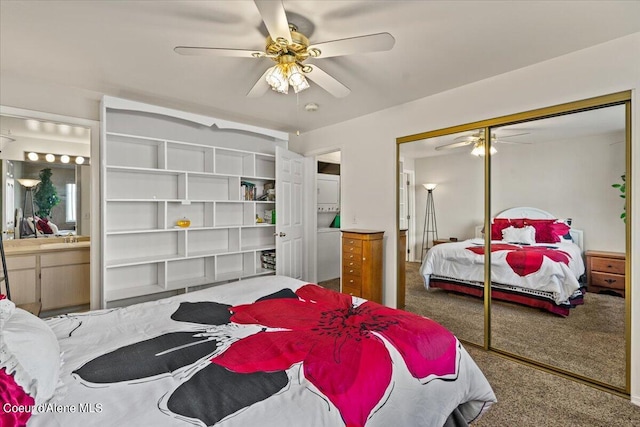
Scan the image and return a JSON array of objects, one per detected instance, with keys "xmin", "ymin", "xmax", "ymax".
[
  {"xmin": 75, "ymin": 156, "xmax": 85, "ymax": 165},
  {"xmin": 27, "ymin": 152, "xmax": 39, "ymax": 161},
  {"xmin": 45, "ymin": 153, "xmax": 55, "ymax": 162},
  {"xmin": 61, "ymin": 155, "xmax": 70, "ymax": 163}
]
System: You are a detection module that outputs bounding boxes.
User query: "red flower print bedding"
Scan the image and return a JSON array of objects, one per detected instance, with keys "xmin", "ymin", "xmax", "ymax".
[
  {"xmin": 420, "ymin": 238, "xmax": 585, "ymax": 305},
  {"xmin": 26, "ymin": 276, "xmax": 494, "ymax": 427}
]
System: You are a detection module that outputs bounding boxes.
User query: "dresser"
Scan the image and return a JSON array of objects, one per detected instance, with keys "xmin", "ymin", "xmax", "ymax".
[
  {"xmin": 585, "ymin": 250, "xmax": 625, "ymax": 297},
  {"xmin": 341, "ymin": 230, "xmax": 384, "ymax": 303}
]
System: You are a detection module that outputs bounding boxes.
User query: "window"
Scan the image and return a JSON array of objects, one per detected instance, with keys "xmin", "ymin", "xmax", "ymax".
[{"xmin": 66, "ymin": 183, "xmax": 76, "ymax": 222}]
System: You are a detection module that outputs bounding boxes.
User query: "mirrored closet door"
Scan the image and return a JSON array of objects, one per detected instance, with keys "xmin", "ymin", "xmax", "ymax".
[
  {"xmin": 398, "ymin": 129, "xmax": 485, "ymax": 346},
  {"xmin": 489, "ymin": 102, "xmax": 629, "ymax": 391},
  {"xmin": 397, "ymin": 91, "xmax": 631, "ymax": 394}
]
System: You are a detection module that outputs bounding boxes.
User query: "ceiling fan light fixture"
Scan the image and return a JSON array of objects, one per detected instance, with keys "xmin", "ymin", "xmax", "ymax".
[
  {"xmin": 471, "ymin": 141, "xmax": 497, "ymax": 157},
  {"xmin": 265, "ymin": 62, "xmax": 310, "ymax": 95},
  {"xmin": 265, "ymin": 64, "xmax": 289, "ymax": 94}
]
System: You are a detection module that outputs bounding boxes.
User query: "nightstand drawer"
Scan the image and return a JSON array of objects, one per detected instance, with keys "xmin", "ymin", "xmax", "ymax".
[
  {"xmin": 591, "ymin": 258, "xmax": 625, "ymax": 275},
  {"xmin": 591, "ymin": 272, "xmax": 625, "ymax": 290}
]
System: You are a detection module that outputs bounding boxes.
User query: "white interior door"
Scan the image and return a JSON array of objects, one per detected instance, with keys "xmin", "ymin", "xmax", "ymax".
[{"xmin": 276, "ymin": 147, "xmax": 304, "ymax": 279}]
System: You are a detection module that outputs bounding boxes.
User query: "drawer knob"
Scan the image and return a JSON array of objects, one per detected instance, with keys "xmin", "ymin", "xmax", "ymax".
[
  {"xmin": 605, "ymin": 279, "xmax": 617, "ymax": 284},
  {"xmin": 349, "ymin": 269, "xmax": 354, "ymax": 273},
  {"xmin": 349, "ymin": 280, "xmax": 354, "ymax": 283}
]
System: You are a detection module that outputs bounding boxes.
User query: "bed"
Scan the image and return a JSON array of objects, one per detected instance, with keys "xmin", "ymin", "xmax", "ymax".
[
  {"xmin": 420, "ymin": 207, "xmax": 586, "ymax": 317},
  {"xmin": 1, "ymin": 276, "xmax": 495, "ymax": 427}
]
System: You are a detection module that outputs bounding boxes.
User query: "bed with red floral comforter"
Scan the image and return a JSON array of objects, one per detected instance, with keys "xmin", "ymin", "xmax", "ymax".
[{"xmin": 26, "ymin": 276, "xmax": 495, "ymax": 427}]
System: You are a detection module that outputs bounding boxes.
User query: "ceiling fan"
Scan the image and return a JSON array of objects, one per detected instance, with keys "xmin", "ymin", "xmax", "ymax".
[
  {"xmin": 174, "ymin": 0, "xmax": 395, "ymax": 98},
  {"xmin": 435, "ymin": 130, "xmax": 531, "ymax": 156}
]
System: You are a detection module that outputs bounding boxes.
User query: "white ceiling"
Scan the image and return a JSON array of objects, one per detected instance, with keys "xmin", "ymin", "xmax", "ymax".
[{"xmin": 1, "ymin": 1, "xmax": 639, "ymax": 134}]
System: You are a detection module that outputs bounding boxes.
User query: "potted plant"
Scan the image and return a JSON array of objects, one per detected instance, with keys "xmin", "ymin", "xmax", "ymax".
[
  {"xmin": 611, "ymin": 174, "xmax": 626, "ymax": 223},
  {"xmin": 34, "ymin": 168, "xmax": 61, "ymax": 219}
]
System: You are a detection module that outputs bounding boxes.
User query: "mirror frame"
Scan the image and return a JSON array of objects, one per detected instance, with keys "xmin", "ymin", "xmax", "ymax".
[
  {"xmin": 396, "ymin": 90, "xmax": 631, "ymax": 395},
  {"xmin": 0, "ymin": 105, "xmax": 101, "ymax": 310}
]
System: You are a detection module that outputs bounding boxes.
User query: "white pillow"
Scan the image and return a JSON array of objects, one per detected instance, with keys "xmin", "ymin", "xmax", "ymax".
[
  {"xmin": 0, "ymin": 304, "xmax": 60, "ymax": 404},
  {"xmin": 501, "ymin": 225, "xmax": 536, "ymax": 245}
]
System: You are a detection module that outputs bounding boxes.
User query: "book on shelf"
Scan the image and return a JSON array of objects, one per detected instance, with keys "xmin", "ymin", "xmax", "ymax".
[{"xmin": 240, "ymin": 181, "xmax": 256, "ymax": 201}]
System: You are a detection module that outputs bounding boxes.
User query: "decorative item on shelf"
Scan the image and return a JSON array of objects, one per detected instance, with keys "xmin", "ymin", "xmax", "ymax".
[
  {"xmin": 176, "ymin": 217, "xmax": 191, "ymax": 228},
  {"xmin": 256, "ymin": 214, "xmax": 264, "ymax": 224},
  {"xmin": 264, "ymin": 182, "xmax": 276, "ymax": 201},
  {"xmin": 264, "ymin": 209, "xmax": 274, "ymax": 224},
  {"xmin": 261, "ymin": 250, "xmax": 276, "ymax": 271},
  {"xmin": 421, "ymin": 183, "xmax": 438, "ymax": 260},
  {"xmin": 241, "ymin": 181, "xmax": 256, "ymax": 201}
]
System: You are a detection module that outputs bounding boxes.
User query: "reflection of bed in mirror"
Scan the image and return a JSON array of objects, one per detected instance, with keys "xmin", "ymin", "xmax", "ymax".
[{"xmin": 420, "ymin": 207, "xmax": 585, "ymax": 316}]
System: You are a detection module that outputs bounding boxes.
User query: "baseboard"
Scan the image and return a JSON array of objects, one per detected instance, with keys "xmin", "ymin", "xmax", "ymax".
[{"xmin": 631, "ymin": 394, "xmax": 640, "ymax": 407}]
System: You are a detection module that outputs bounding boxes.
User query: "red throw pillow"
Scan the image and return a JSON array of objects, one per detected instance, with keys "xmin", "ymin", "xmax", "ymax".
[
  {"xmin": 522, "ymin": 219, "xmax": 558, "ymax": 243},
  {"xmin": 37, "ymin": 218, "xmax": 54, "ymax": 234},
  {"xmin": 550, "ymin": 221, "xmax": 571, "ymax": 241},
  {"xmin": 490, "ymin": 218, "xmax": 512, "ymax": 240}
]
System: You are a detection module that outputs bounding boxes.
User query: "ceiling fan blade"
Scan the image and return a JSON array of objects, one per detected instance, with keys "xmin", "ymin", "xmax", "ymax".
[
  {"xmin": 435, "ymin": 140, "xmax": 474, "ymax": 151},
  {"xmin": 496, "ymin": 132, "xmax": 530, "ymax": 138},
  {"xmin": 497, "ymin": 139, "xmax": 532, "ymax": 145},
  {"xmin": 308, "ymin": 32, "xmax": 395, "ymax": 59},
  {"xmin": 305, "ymin": 65, "xmax": 350, "ymax": 98},
  {"xmin": 246, "ymin": 69, "xmax": 272, "ymax": 98},
  {"xmin": 174, "ymin": 46, "xmax": 260, "ymax": 57},
  {"xmin": 254, "ymin": 0, "xmax": 292, "ymax": 44}
]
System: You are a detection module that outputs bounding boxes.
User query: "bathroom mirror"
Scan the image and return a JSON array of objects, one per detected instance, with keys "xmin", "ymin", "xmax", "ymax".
[{"xmin": 0, "ymin": 112, "xmax": 91, "ymax": 239}]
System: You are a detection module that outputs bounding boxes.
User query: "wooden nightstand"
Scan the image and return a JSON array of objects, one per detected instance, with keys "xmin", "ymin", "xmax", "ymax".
[
  {"xmin": 433, "ymin": 238, "xmax": 458, "ymax": 246},
  {"xmin": 585, "ymin": 250, "xmax": 625, "ymax": 297}
]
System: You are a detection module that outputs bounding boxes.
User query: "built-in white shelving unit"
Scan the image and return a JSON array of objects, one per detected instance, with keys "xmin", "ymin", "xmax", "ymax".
[{"xmin": 101, "ymin": 97, "xmax": 288, "ymax": 307}]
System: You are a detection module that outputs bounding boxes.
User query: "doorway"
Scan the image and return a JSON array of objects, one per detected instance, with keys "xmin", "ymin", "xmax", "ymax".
[{"xmin": 315, "ymin": 150, "xmax": 341, "ymax": 291}]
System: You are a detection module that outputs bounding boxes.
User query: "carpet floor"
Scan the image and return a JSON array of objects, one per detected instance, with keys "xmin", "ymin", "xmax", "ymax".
[{"xmin": 402, "ymin": 262, "xmax": 626, "ymax": 388}]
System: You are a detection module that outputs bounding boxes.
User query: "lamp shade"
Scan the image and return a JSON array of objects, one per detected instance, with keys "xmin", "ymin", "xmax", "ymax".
[
  {"xmin": 17, "ymin": 179, "xmax": 41, "ymax": 188},
  {"xmin": 423, "ymin": 183, "xmax": 437, "ymax": 191}
]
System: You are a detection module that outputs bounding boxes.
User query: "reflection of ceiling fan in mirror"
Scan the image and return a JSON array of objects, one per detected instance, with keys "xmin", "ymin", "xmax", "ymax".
[
  {"xmin": 435, "ymin": 130, "xmax": 531, "ymax": 156},
  {"xmin": 174, "ymin": 0, "xmax": 395, "ymax": 98}
]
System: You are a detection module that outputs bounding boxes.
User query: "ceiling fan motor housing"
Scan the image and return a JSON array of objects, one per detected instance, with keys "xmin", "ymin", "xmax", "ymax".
[{"xmin": 266, "ymin": 25, "xmax": 320, "ymax": 67}]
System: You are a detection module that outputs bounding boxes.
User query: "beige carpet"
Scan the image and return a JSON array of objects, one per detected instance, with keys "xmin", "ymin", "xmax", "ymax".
[{"xmin": 403, "ymin": 262, "xmax": 626, "ymax": 388}]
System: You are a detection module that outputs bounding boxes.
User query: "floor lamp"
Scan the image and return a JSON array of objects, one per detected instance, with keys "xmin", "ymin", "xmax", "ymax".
[
  {"xmin": 421, "ymin": 183, "xmax": 438, "ymax": 260},
  {"xmin": 17, "ymin": 178, "xmax": 41, "ymax": 238}
]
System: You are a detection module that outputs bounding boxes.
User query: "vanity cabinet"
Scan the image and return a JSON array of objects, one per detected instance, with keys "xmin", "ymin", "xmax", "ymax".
[
  {"xmin": 40, "ymin": 249, "xmax": 91, "ymax": 310},
  {"xmin": 3, "ymin": 254, "xmax": 37, "ymax": 306},
  {"xmin": 2, "ymin": 240, "xmax": 90, "ymax": 312},
  {"xmin": 341, "ymin": 230, "xmax": 384, "ymax": 303}
]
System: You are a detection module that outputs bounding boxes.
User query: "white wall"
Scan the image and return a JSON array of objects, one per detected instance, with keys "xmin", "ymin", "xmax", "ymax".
[
  {"xmin": 411, "ymin": 131, "xmax": 626, "ymax": 254},
  {"xmin": 291, "ymin": 33, "xmax": 640, "ymax": 403}
]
